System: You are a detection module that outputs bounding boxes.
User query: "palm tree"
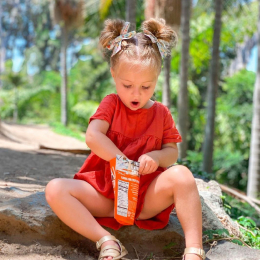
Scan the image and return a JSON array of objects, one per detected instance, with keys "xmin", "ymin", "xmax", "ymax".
[
  {"xmin": 144, "ymin": 0, "xmax": 155, "ymax": 20},
  {"xmin": 50, "ymin": 0, "xmax": 85, "ymax": 126},
  {"xmin": 177, "ymin": 0, "xmax": 192, "ymax": 159},
  {"xmin": 126, "ymin": 0, "xmax": 136, "ymax": 30},
  {"xmin": 202, "ymin": 0, "xmax": 224, "ymax": 173},
  {"xmin": 247, "ymin": 0, "xmax": 260, "ymax": 199},
  {"xmin": 145, "ymin": 0, "xmax": 181, "ymax": 109}
]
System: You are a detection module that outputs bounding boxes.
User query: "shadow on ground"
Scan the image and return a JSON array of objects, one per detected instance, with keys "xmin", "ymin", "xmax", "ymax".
[{"xmin": 0, "ymin": 147, "xmax": 86, "ymax": 188}]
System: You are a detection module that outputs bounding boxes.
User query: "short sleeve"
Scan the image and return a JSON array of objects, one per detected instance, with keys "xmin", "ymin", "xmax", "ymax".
[
  {"xmin": 89, "ymin": 94, "xmax": 117, "ymax": 125},
  {"xmin": 163, "ymin": 108, "xmax": 182, "ymax": 144}
]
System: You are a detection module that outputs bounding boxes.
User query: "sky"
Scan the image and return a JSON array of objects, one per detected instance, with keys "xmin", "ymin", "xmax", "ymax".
[{"xmin": 247, "ymin": 45, "xmax": 257, "ymax": 72}]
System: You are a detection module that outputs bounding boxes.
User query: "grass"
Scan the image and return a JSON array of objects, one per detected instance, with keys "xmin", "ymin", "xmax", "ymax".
[{"xmin": 49, "ymin": 122, "xmax": 85, "ymax": 142}]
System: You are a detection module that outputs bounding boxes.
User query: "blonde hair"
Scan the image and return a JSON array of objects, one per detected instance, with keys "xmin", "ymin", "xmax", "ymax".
[{"xmin": 99, "ymin": 18, "xmax": 177, "ymax": 73}]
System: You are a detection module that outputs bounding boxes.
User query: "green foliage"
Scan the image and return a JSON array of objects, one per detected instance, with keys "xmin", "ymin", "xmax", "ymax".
[
  {"xmin": 203, "ymin": 222, "xmax": 260, "ymax": 249},
  {"xmin": 50, "ymin": 122, "xmax": 85, "ymax": 142},
  {"xmin": 223, "ymin": 1, "xmax": 258, "ymax": 43},
  {"xmin": 213, "ymin": 150, "xmax": 248, "ymax": 191},
  {"xmin": 99, "ymin": 0, "xmax": 113, "ymax": 21},
  {"xmin": 155, "ymin": 73, "xmax": 204, "ymax": 152},
  {"xmin": 69, "ymin": 40, "xmax": 114, "ymax": 102},
  {"xmin": 221, "ymin": 195, "xmax": 260, "ymax": 249},
  {"xmin": 175, "ymin": 69, "xmax": 255, "ymax": 191},
  {"xmin": 184, "ymin": 148, "xmax": 249, "ymax": 191},
  {"xmin": 190, "ymin": 13, "xmax": 213, "ymax": 73},
  {"xmin": 203, "ymin": 228, "xmax": 230, "ymax": 240},
  {"xmin": 203, "ymin": 228, "xmax": 244, "ymax": 247},
  {"xmin": 177, "ymin": 156, "xmax": 215, "ymax": 181},
  {"xmin": 236, "ymin": 217, "xmax": 260, "ymax": 249},
  {"xmin": 0, "ymin": 85, "xmax": 54, "ymax": 120},
  {"xmin": 71, "ymin": 100, "xmax": 99, "ymax": 131},
  {"xmin": 216, "ymin": 70, "xmax": 255, "ymax": 158},
  {"xmin": 221, "ymin": 193, "xmax": 259, "ymax": 222}
]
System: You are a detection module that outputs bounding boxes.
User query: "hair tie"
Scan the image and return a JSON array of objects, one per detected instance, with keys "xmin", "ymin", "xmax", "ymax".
[
  {"xmin": 143, "ymin": 29, "xmax": 168, "ymax": 58},
  {"xmin": 107, "ymin": 22, "xmax": 136, "ymax": 57}
]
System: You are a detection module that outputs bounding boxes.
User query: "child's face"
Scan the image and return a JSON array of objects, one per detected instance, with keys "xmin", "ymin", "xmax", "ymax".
[{"xmin": 111, "ymin": 60, "xmax": 159, "ymax": 110}]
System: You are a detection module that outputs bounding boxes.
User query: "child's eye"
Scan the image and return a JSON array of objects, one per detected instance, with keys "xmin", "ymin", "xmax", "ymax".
[
  {"xmin": 142, "ymin": 86, "xmax": 150, "ymax": 90},
  {"xmin": 123, "ymin": 85, "xmax": 131, "ymax": 89}
]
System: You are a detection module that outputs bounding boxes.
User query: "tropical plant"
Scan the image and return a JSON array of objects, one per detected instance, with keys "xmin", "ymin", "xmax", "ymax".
[{"xmin": 49, "ymin": 0, "xmax": 85, "ymax": 126}]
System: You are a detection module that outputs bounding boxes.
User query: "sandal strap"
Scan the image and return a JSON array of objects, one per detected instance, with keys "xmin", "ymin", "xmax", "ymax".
[
  {"xmin": 183, "ymin": 247, "xmax": 206, "ymax": 260},
  {"xmin": 99, "ymin": 245, "xmax": 121, "ymax": 259},
  {"xmin": 96, "ymin": 235, "xmax": 128, "ymax": 260},
  {"xmin": 96, "ymin": 235, "xmax": 119, "ymax": 250}
]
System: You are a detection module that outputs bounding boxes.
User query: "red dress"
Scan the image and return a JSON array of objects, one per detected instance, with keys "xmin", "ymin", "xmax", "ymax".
[{"xmin": 74, "ymin": 94, "xmax": 182, "ymax": 230}]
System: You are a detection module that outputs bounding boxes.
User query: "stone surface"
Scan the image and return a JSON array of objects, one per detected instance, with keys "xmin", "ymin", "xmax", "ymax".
[
  {"xmin": 1, "ymin": 180, "xmax": 259, "ymax": 259},
  {"xmin": 204, "ymin": 241, "xmax": 260, "ymax": 260},
  {"xmin": 196, "ymin": 179, "xmax": 241, "ymax": 237},
  {"xmin": 1, "ymin": 125, "xmax": 259, "ymax": 259}
]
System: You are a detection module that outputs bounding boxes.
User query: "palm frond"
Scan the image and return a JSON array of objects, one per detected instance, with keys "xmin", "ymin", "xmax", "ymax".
[{"xmin": 99, "ymin": 0, "xmax": 113, "ymax": 20}]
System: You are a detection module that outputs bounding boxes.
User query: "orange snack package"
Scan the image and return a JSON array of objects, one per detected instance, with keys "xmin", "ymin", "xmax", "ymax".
[{"xmin": 110, "ymin": 155, "xmax": 140, "ymax": 225}]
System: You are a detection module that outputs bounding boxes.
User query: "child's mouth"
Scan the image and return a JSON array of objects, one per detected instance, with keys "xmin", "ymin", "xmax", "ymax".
[{"xmin": 131, "ymin": 101, "xmax": 140, "ymax": 108}]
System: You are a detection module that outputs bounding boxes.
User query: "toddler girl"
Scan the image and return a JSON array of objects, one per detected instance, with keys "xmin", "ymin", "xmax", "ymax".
[{"xmin": 45, "ymin": 18, "xmax": 205, "ymax": 260}]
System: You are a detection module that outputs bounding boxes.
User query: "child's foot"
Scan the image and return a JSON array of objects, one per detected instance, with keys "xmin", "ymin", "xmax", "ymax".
[{"xmin": 100, "ymin": 240, "xmax": 120, "ymax": 260}]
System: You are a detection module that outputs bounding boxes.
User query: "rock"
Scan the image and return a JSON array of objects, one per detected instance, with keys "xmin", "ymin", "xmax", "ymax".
[
  {"xmin": 196, "ymin": 179, "xmax": 241, "ymax": 237},
  {"xmin": 0, "ymin": 179, "xmax": 259, "ymax": 259},
  {"xmin": 204, "ymin": 240, "xmax": 260, "ymax": 260}
]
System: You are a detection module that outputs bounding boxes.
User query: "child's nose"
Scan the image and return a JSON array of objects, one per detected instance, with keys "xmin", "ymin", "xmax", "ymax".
[{"xmin": 132, "ymin": 87, "xmax": 141, "ymax": 96}]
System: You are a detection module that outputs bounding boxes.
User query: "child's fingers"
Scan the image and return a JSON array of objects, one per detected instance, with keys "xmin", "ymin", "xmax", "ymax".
[
  {"xmin": 142, "ymin": 163, "xmax": 152, "ymax": 175},
  {"xmin": 138, "ymin": 158, "xmax": 146, "ymax": 174},
  {"xmin": 139, "ymin": 160, "xmax": 151, "ymax": 175},
  {"xmin": 138, "ymin": 155, "xmax": 158, "ymax": 175},
  {"xmin": 145, "ymin": 163, "xmax": 158, "ymax": 174}
]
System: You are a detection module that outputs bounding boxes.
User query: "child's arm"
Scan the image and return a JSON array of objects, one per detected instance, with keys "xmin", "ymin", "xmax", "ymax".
[
  {"xmin": 148, "ymin": 142, "xmax": 178, "ymax": 167},
  {"xmin": 86, "ymin": 119, "xmax": 125, "ymax": 161},
  {"xmin": 138, "ymin": 143, "xmax": 178, "ymax": 174}
]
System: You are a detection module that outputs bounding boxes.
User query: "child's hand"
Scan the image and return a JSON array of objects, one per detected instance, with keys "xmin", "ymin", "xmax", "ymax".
[{"xmin": 138, "ymin": 153, "xmax": 159, "ymax": 175}]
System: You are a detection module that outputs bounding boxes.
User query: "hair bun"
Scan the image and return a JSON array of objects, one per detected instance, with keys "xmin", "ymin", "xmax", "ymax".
[
  {"xmin": 99, "ymin": 19, "xmax": 125, "ymax": 49},
  {"xmin": 142, "ymin": 18, "xmax": 177, "ymax": 46}
]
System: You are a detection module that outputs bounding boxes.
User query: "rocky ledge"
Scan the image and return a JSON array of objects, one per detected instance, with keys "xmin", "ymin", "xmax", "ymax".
[{"xmin": 0, "ymin": 179, "xmax": 260, "ymax": 260}]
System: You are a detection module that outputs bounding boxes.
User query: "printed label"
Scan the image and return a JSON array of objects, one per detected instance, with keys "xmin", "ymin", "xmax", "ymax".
[{"xmin": 110, "ymin": 155, "xmax": 140, "ymax": 225}]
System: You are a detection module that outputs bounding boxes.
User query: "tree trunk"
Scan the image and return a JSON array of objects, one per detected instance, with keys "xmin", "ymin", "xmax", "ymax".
[
  {"xmin": 61, "ymin": 27, "xmax": 68, "ymax": 126},
  {"xmin": 126, "ymin": 0, "xmax": 136, "ymax": 30},
  {"xmin": 202, "ymin": 0, "xmax": 223, "ymax": 173},
  {"xmin": 247, "ymin": 0, "xmax": 260, "ymax": 199},
  {"xmin": 154, "ymin": 0, "xmax": 181, "ymax": 109},
  {"xmin": 177, "ymin": 0, "xmax": 191, "ymax": 159},
  {"xmin": 163, "ymin": 55, "xmax": 171, "ymax": 109},
  {"xmin": 144, "ymin": 0, "xmax": 155, "ymax": 19}
]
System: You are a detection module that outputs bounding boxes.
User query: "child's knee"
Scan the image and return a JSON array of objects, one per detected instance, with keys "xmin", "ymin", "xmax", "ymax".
[
  {"xmin": 167, "ymin": 165, "xmax": 195, "ymax": 187},
  {"xmin": 45, "ymin": 178, "xmax": 63, "ymax": 203}
]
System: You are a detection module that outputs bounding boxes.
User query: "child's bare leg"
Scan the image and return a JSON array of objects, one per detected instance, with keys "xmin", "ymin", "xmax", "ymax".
[
  {"xmin": 138, "ymin": 165, "xmax": 202, "ymax": 260},
  {"xmin": 45, "ymin": 178, "xmax": 119, "ymax": 260}
]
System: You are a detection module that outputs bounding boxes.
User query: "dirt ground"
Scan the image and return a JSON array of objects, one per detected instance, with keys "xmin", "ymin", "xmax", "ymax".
[{"xmin": 0, "ymin": 123, "xmax": 97, "ymax": 260}]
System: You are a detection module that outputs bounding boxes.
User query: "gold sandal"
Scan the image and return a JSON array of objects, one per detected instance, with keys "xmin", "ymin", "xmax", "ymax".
[
  {"xmin": 96, "ymin": 235, "xmax": 128, "ymax": 260},
  {"xmin": 182, "ymin": 247, "xmax": 206, "ymax": 260}
]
